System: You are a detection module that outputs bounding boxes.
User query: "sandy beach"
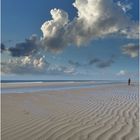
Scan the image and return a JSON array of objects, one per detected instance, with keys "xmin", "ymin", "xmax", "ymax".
[{"xmin": 1, "ymin": 82, "xmax": 139, "ymax": 140}]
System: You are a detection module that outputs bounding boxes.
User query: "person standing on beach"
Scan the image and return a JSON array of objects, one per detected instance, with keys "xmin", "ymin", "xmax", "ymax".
[{"xmin": 128, "ymin": 78, "xmax": 131, "ymax": 86}]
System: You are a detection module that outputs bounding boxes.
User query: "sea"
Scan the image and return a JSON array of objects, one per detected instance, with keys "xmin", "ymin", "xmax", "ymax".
[{"xmin": 1, "ymin": 80, "xmax": 125, "ymax": 94}]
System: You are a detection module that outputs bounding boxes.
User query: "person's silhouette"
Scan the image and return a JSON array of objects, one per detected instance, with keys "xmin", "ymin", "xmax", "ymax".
[{"xmin": 128, "ymin": 78, "xmax": 131, "ymax": 86}]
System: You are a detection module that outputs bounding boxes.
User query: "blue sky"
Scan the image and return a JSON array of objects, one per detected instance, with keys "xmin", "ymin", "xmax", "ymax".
[
  {"xmin": 1, "ymin": 0, "xmax": 139, "ymax": 80},
  {"xmin": 2, "ymin": 0, "xmax": 76, "ymax": 42}
]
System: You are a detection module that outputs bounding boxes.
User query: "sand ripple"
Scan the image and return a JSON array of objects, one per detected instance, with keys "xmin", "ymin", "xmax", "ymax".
[{"xmin": 1, "ymin": 84, "xmax": 139, "ymax": 140}]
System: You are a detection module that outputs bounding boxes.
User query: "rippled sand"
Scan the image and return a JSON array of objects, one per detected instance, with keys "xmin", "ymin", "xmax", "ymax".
[{"xmin": 1, "ymin": 83, "xmax": 139, "ymax": 140}]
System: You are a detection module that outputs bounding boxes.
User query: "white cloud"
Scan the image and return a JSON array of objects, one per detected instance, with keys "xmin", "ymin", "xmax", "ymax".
[
  {"xmin": 40, "ymin": 9, "xmax": 69, "ymax": 52},
  {"xmin": 120, "ymin": 23, "xmax": 139, "ymax": 39},
  {"xmin": 1, "ymin": 56, "xmax": 75, "ymax": 75},
  {"xmin": 4, "ymin": 0, "xmax": 139, "ymax": 55},
  {"xmin": 117, "ymin": 1, "xmax": 132, "ymax": 13},
  {"xmin": 117, "ymin": 70, "xmax": 127, "ymax": 76},
  {"xmin": 122, "ymin": 43, "xmax": 139, "ymax": 58},
  {"xmin": 116, "ymin": 70, "xmax": 139, "ymax": 79},
  {"xmin": 64, "ymin": 67, "xmax": 75, "ymax": 74},
  {"xmin": 40, "ymin": 0, "xmax": 139, "ymax": 52},
  {"xmin": 1, "ymin": 56, "xmax": 49, "ymax": 74},
  {"xmin": 2, "ymin": 0, "xmax": 139, "ymax": 76},
  {"xmin": 46, "ymin": 64, "xmax": 75, "ymax": 75}
]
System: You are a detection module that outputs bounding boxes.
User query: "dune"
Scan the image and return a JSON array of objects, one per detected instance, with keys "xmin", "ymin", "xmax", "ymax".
[{"xmin": 1, "ymin": 83, "xmax": 139, "ymax": 140}]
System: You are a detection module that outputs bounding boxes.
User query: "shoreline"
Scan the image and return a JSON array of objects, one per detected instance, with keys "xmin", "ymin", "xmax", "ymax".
[{"xmin": 1, "ymin": 82, "xmax": 132, "ymax": 94}]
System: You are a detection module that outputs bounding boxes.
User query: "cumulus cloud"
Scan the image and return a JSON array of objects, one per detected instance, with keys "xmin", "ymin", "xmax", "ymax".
[
  {"xmin": 122, "ymin": 43, "xmax": 139, "ymax": 58},
  {"xmin": 1, "ymin": 56, "xmax": 49, "ymax": 74},
  {"xmin": 8, "ymin": 35, "xmax": 40, "ymax": 57},
  {"xmin": 1, "ymin": 0, "xmax": 139, "ymax": 58},
  {"xmin": 1, "ymin": 0, "xmax": 139, "ymax": 76},
  {"xmin": 1, "ymin": 56, "xmax": 75, "ymax": 75},
  {"xmin": 40, "ymin": 9, "xmax": 69, "ymax": 52},
  {"xmin": 4, "ymin": 0, "xmax": 139, "ymax": 55},
  {"xmin": 40, "ymin": 0, "xmax": 138, "ymax": 52}
]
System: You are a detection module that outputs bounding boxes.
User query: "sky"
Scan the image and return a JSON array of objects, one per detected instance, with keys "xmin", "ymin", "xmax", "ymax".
[{"xmin": 1, "ymin": 0, "xmax": 139, "ymax": 80}]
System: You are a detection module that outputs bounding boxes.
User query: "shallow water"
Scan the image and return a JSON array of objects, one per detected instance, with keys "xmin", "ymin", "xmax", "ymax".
[{"xmin": 1, "ymin": 82, "xmax": 123, "ymax": 94}]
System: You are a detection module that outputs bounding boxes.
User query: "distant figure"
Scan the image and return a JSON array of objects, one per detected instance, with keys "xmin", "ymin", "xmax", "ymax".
[{"xmin": 128, "ymin": 78, "xmax": 131, "ymax": 86}]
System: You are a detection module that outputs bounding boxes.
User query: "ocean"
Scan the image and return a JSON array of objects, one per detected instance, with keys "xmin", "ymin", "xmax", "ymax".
[
  {"xmin": 1, "ymin": 80, "xmax": 124, "ymax": 83},
  {"xmin": 1, "ymin": 80, "xmax": 125, "ymax": 94}
]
